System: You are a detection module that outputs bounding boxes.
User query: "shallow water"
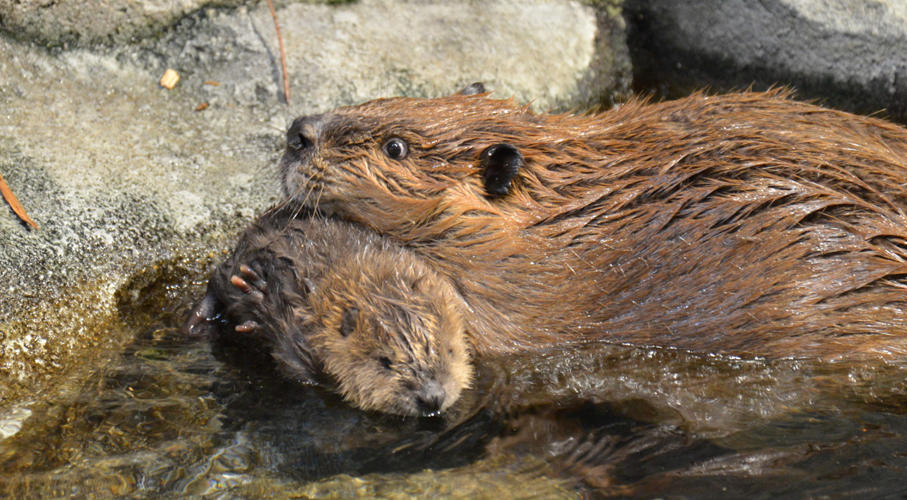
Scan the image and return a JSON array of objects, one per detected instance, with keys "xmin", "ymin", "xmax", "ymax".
[{"xmin": 3, "ymin": 277, "xmax": 907, "ymax": 498}]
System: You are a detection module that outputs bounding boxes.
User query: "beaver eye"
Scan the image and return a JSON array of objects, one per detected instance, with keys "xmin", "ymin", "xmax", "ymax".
[
  {"xmin": 382, "ymin": 138, "xmax": 408, "ymax": 160},
  {"xmin": 378, "ymin": 356, "xmax": 393, "ymax": 370}
]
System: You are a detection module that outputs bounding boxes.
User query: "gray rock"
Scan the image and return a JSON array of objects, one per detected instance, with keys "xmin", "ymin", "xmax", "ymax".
[
  {"xmin": 625, "ymin": 0, "xmax": 907, "ymax": 122},
  {"xmin": 125, "ymin": 0, "xmax": 631, "ymax": 112},
  {"xmin": 0, "ymin": 35, "xmax": 285, "ymax": 409},
  {"xmin": 0, "ymin": 0, "xmax": 629, "ymax": 413},
  {"xmin": 0, "ymin": 0, "xmax": 242, "ymax": 46}
]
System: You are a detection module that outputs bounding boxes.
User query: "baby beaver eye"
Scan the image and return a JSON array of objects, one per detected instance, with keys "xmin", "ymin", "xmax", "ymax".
[
  {"xmin": 382, "ymin": 138, "xmax": 408, "ymax": 160},
  {"xmin": 378, "ymin": 356, "xmax": 393, "ymax": 370}
]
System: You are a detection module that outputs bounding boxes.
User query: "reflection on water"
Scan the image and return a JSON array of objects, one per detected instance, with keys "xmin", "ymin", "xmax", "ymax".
[{"xmin": 2, "ymin": 282, "xmax": 907, "ymax": 497}]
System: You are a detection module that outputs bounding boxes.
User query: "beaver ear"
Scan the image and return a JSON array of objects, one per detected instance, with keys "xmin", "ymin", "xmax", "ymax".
[
  {"xmin": 300, "ymin": 277, "xmax": 316, "ymax": 296},
  {"xmin": 457, "ymin": 82, "xmax": 486, "ymax": 96},
  {"xmin": 411, "ymin": 276, "xmax": 428, "ymax": 293},
  {"xmin": 340, "ymin": 307, "xmax": 359, "ymax": 337},
  {"xmin": 480, "ymin": 144, "xmax": 522, "ymax": 196}
]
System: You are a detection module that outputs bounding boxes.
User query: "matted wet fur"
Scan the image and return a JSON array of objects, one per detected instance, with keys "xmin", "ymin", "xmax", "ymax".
[
  {"xmin": 187, "ymin": 208, "xmax": 473, "ymax": 416},
  {"xmin": 279, "ymin": 89, "xmax": 907, "ymax": 360}
]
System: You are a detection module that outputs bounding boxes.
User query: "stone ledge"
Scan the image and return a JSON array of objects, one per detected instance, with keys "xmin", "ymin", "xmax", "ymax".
[{"xmin": 626, "ymin": 0, "xmax": 907, "ymax": 122}]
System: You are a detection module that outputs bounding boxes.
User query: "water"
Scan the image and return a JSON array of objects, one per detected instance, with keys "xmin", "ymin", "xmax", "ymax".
[{"xmin": 3, "ymin": 274, "xmax": 907, "ymax": 497}]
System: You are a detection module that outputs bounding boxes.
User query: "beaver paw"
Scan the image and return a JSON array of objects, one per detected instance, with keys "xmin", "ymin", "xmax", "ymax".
[{"xmin": 229, "ymin": 264, "xmax": 269, "ymax": 333}]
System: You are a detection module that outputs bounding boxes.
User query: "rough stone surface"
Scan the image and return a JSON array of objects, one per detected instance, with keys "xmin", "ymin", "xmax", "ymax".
[
  {"xmin": 0, "ymin": 0, "xmax": 629, "ymax": 413},
  {"xmin": 123, "ymin": 0, "xmax": 631, "ymax": 113},
  {"xmin": 0, "ymin": 35, "xmax": 285, "ymax": 411},
  {"xmin": 625, "ymin": 0, "xmax": 907, "ymax": 122},
  {"xmin": 0, "ymin": 0, "xmax": 242, "ymax": 46}
]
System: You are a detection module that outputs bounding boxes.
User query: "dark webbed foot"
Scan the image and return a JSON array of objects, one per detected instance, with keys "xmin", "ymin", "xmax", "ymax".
[{"xmin": 183, "ymin": 293, "xmax": 218, "ymax": 337}]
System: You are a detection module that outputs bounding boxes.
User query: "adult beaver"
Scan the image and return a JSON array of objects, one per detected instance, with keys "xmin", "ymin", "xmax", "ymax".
[
  {"xmin": 187, "ymin": 208, "xmax": 473, "ymax": 416},
  {"xmin": 278, "ymin": 88, "xmax": 907, "ymax": 360}
]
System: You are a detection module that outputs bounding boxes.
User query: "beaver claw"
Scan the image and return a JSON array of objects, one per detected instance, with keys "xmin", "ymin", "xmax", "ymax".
[
  {"xmin": 230, "ymin": 273, "xmax": 265, "ymax": 304},
  {"xmin": 235, "ymin": 320, "xmax": 259, "ymax": 333},
  {"xmin": 239, "ymin": 264, "xmax": 266, "ymax": 286}
]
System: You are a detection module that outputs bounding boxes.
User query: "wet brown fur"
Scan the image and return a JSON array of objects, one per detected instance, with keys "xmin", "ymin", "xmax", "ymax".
[
  {"xmin": 280, "ymin": 89, "xmax": 907, "ymax": 360},
  {"xmin": 195, "ymin": 209, "xmax": 473, "ymax": 415}
]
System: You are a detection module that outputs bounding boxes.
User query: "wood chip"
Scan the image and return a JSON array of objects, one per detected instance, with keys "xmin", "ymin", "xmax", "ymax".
[
  {"xmin": 195, "ymin": 102, "xmax": 209, "ymax": 112},
  {"xmin": 0, "ymin": 172, "xmax": 39, "ymax": 230},
  {"xmin": 160, "ymin": 69, "xmax": 180, "ymax": 90},
  {"xmin": 203, "ymin": 80, "xmax": 220, "ymax": 86}
]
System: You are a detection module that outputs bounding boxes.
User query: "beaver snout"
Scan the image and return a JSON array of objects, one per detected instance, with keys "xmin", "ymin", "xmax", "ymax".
[
  {"xmin": 286, "ymin": 114, "xmax": 324, "ymax": 151},
  {"xmin": 281, "ymin": 114, "xmax": 328, "ymax": 198},
  {"xmin": 415, "ymin": 379, "xmax": 447, "ymax": 417}
]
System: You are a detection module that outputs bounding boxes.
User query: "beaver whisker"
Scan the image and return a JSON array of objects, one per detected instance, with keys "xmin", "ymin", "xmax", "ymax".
[
  {"xmin": 309, "ymin": 182, "xmax": 326, "ymax": 219},
  {"xmin": 274, "ymin": 183, "xmax": 320, "ymax": 234}
]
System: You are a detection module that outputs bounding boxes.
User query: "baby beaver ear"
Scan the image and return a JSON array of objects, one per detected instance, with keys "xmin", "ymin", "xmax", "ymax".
[
  {"xmin": 340, "ymin": 307, "xmax": 359, "ymax": 337},
  {"xmin": 480, "ymin": 143, "xmax": 523, "ymax": 196},
  {"xmin": 457, "ymin": 82, "xmax": 486, "ymax": 96}
]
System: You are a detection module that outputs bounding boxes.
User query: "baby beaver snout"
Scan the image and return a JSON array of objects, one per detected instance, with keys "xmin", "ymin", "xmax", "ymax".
[{"xmin": 414, "ymin": 379, "xmax": 447, "ymax": 417}]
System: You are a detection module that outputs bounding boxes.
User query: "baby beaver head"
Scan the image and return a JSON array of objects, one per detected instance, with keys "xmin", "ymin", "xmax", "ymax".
[{"xmin": 300, "ymin": 246, "xmax": 473, "ymax": 417}]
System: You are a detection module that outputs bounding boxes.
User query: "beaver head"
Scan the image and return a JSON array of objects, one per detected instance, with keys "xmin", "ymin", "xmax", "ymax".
[{"xmin": 279, "ymin": 90, "xmax": 540, "ymax": 263}]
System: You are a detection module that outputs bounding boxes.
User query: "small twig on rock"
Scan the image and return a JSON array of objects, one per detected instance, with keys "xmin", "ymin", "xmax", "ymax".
[
  {"xmin": 0, "ymin": 172, "xmax": 39, "ymax": 230},
  {"xmin": 266, "ymin": 0, "xmax": 291, "ymax": 104}
]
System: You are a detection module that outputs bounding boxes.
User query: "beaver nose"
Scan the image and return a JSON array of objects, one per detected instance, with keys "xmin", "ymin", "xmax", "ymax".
[
  {"xmin": 416, "ymin": 380, "xmax": 446, "ymax": 416},
  {"xmin": 287, "ymin": 115, "xmax": 323, "ymax": 151}
]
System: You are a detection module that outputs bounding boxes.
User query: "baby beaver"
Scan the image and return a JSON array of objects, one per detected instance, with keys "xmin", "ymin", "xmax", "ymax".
[{"xmin": 187, "ymin": 208, "xmax": 472, "ymax": 416}]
